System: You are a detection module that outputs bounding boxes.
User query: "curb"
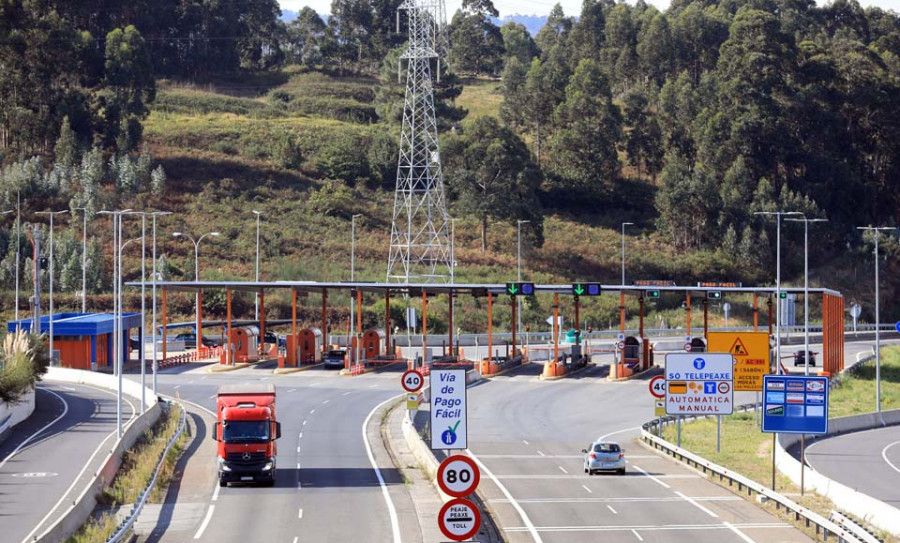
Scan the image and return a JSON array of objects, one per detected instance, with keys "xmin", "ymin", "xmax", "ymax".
[
  {"xmin": 608, "ymin": 365, "xmax": 661, "ymax": 382},
  {"xmin": 273, "ymin": 363, "xmax": 324, "ymax": 374},
  {"xmin": 539, "ymin": 362, "xmax": 595, "ymax": 381},
  {"xmin": 207, "ymin": 358, "xmax": 273, "ymax": 373},
  {"xmin": 482, "ymin": 360, "xmax": 532, "ymax": 379}
]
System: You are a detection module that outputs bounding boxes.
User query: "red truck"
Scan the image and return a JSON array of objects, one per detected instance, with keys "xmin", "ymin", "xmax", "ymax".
[{"xmin": 213, "ymin": 384, "xmax": 282, "ymax": 487}]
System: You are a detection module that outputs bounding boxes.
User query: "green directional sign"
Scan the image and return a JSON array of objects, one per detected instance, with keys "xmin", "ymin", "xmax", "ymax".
[
  {"xmin": 708, "ymin": 291, "xmax": 722, "ymax": 300},
  {"xmin": 779, "ymin": 292, "xmax": 788, "ymax": 299},
  {"xmin": 646, "ymin": 290, "xmax": 660, "ymax": 298},
  {"xmin": 572, "ymin": 283, "xmax": 601, "ymax": 296},
  {"xmin": 506, "ymin": 282, "xmax": 535, "ymax": 296}
]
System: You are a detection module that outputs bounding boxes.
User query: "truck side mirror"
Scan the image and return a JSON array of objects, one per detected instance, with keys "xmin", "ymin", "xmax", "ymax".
[
  {"xmin": 275, "ymin": 421, "xmax": 282, "ymax": 440},
  {"xmin": 212, "ymin": 422, "xmax": 219, "ymax": 442}
]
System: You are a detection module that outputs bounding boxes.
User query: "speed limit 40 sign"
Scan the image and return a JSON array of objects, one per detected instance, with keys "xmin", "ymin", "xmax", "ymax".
[
  {"xmin": 648, "ymin": 375, "xmax": 666, "ymax": 398},
  {"xmin": 401, "ymin": 369, "xmax": 424, "ymax": 393},
  {"xmin": 437, "ymin": 455, "xmax": 480, "ymax": 497}
]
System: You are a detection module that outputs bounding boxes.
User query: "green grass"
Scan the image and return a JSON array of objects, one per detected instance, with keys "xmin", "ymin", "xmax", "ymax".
[
  {"xmin": 660, "ymin": 348, "xmax": 900, "ymax": 543},
  {"xmin": 456, "ymin": 78, "xmax": 502, "ymax": 120}
]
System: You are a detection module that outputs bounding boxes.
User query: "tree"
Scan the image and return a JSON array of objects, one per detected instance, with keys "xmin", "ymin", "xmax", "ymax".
[
  {"xmin": 569, "ymin": 0, "xmax": 606, "ymax": 62},
  {"xmin": 499, "ymin": 57, "xmax": 529, "ymax": 133},
  {"xmin": 443, "ymin": 117, "xmax": 543, "ymax": 250},
  {"xmin": 535, "ymin": 4, "xmax": 573, "ymax": 56},
  {"xmin": 103, "ymin": 26, "xmax": 155, "ymax": 151},
  {"xmin": 637, "ymin": 13, "xmax": 676, "ymax": 88},
  {"xmin": 622, "ymin": 89, "xmax": 663, "ymax": 179},
  {"xmin": 449, "ymin": 10, "xmax": 505, "ymax": 76},
  {"xmin": 547, "ymin": 59, "xmax": 623, "ymax": 198},
  {"xmin": 285, "ymin": 7, "xmax": 331, "ymax": 66},
  {"xmin": 501, "ymin": 22, "xmax": 540, "ymax": 66},
  {"xmin": 150, "ymin": 165, "xmax": 167, "ymax": 197},
  {"xmin": 54, "ymin": 117, "xmax": 78, "ymax": 168}
]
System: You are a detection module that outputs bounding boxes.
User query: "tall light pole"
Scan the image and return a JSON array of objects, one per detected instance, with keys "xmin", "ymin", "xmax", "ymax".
[
  {"xmin": 517, "ymin": 220, "xmax": 530, "ymax": 340},
  {"xmin": 150, "ymin": 211, "xmax": 171, "ymax": 396},
  {"xmin": 173, "ymin": 231, "xmax": 220, "ymax": 346},
  {"xmin": 120, "ymin": 236, "xmax": 142, "ymax": 413},
  {"xmin": 754, "ymin": 211, "xmax": 802, "ymax": 374},
  {"xmin": 621, "ymin": 222, "xmax": 634, "ymax": 286},
  {"xmin": 36, "ymin": 210, "xmax": 68, "ymax": 366},
  {"xmin": 124, "ymin": 212, "xmax": 150, "ymax": 413},
  {"xmin": 15, "ymin": 193, "xmax": 20, "ymax": 327},
  {"xmin": 350, "ymin": 214, "xmax": 362, "ymax": 361},
  {"xmin": 69, "ymin": 208, "xmax": 89, "ymax": 313},
  {"xmin": 253, "ymin": 210, "xmax": 262, "ymax": 321},
  {"xmin": 857, "ymin": 226, "xmax": 897, "ymax": 416},
  {"xmin": 786, "ymin": 217, "xmax": 828, "ymax": 376}
]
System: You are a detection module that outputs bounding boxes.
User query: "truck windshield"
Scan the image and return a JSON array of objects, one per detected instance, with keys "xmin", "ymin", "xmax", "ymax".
[{"xmin": 222, "ymin": 421, "xmax": 270, "ymax": 443}]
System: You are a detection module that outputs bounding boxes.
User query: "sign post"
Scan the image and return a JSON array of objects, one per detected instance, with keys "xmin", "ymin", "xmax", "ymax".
[
  {"xmin": 431, "ymin": 369, "xmax": 468, "ymax": 450},
  {"xmin": 649, "ymin": 375, "xmax": 666, "ymax": 436},
  {"xmin": 438, "ymin": 498, "xmax": 481, "ymax": 541},
  {"xmin": 666, "ymin": 353, "xmax": 734, "ymax": 451}
]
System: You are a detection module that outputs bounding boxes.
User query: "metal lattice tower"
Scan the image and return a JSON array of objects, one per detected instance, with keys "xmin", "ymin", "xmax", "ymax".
[{"xmin": 386, "ymin": 0, "xmax": 452, "ymax": 283}]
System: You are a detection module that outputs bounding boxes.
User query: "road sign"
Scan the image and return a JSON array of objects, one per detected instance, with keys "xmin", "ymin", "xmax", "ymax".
[
  {"xmin": 762, "ymin": 375, "xmax": 829, "ymax": 435},
  {"xmin": 572, "ymin": 283, "xmax": 601, "ymax": 296},
  {"xmin": 437, "ymin": 455, "xmax": 480, "ymax": 497},
  {"xmin": 707, "ymin": 332, "xmax": 770, "ymax": 392},
  {"xmin": 665, "ymin": 353, "xmax": 734, "ymax": 415},
  {"xmin": 546, "ymin": 315, "xmax": 564, "ymax": 327},
  {"xmin": 438, "ymin": 498, "xmax": 481, "ymax": 541},
  {"xmin": 708, "ymin": 291, "xmax": 722, "ymax": 299},
  {"xmin": 646, "ymin": 290, "xmax": 660, "ymax": 298},
  {"xmin": 896, "ymin": 321, "xmax": 900, "ymax": 333},
  {"xmin": 401, "ymin": 369, "xmax": 424, "ymax": 393},
  {"xmin": 407, "ymin": 394, "xmax": 420, "ymax": 410},
  {"xmin": 617, "ymin": 333, "xmax": 626, "ymax": 342},
  {"xmin": 431, "ymin": 369, "xmax": 467, "ymax": 450},
  {"xmin": 649, "ymin": 375, "xmax": 666, "ymax": 398},
  {"xmin": 850, "ymin": 304, "xmax": 862, "ymax": 318},
  {"xmin": 406, "ymin": 307, "xmax": 417, "ymax": 330},
  {"xmin": 654, "ymin": 400, "xmax": 666, "ymax": 416},
  {"xmin": 506, "ymin": 282, "xmax": 534, "ymax": 296},
  {"xmin": 617, "ymin": 341, "xmax": 626, "ymax": 350},
  {"xmin": 684, "ymin": 343, "xmax": 692, "ymax": 352}
]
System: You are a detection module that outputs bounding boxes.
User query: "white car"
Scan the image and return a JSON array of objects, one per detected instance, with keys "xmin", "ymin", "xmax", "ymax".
[{"xmin": 582, "ymin": 441, "xmax": 626, "ymax": 475}]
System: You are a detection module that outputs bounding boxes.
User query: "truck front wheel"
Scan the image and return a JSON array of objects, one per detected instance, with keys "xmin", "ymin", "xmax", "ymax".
[{"xmin": 219, "ymin": 478, "xmax": 228, "ymax": 487}]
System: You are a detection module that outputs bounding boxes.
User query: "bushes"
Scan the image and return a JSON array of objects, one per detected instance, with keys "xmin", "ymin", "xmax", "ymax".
[
  {"xmin": 0, "ymin": 331, "xmax": 50, "ymax": 404},
  {"xmin": 312, "ymin": 136, "xmax": 371, "ymax": 183}
]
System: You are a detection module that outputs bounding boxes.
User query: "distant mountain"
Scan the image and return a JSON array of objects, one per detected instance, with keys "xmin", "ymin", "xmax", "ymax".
[
  {"xmin": 281, "ymin": 9, "xmax": 299, "ymax": 23},
  {"xmin": 492, "ymin": 14, "xmax": 548, "ymax": 36}
]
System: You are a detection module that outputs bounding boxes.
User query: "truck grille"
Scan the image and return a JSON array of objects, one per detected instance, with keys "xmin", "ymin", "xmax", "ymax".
[{"xmin": 226, "ymin": 451, "xmax": 267, "ymax": 465}]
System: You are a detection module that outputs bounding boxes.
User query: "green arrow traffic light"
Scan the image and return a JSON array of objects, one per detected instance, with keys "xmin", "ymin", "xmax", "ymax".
[
  {"xmin": 708, "ymin": 291, "xmax": 722, "ymax": 299},
  {"xmin": 647, "ymin": 290, "xmax": 660, "ymax": 298},
  {"xmin": 507, "ymin": 283, "xmax": 519, "ymax": 295},
  {"xmin": 574, "ymin": 284, "xmax": 585, "ymax": 296}
]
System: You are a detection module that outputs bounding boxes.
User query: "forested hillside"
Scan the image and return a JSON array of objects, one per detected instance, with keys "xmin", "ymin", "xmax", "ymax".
[{"xmin": 0, "ymin": 0, "xmax": 897, "ymax": 330}]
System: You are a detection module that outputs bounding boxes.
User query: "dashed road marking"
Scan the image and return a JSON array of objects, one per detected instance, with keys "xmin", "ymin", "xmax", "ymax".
[
  {"xmin": 607, "ymin": 505, "xmax": 618, "ymax": 515},
  {"xmin": 310, "ymin": 409, "xmax": 315, "ymax": 415},
  {"xmin": 537, "ymin": 451, "xmax": 545, "ymax": 457},
  {"xmin": 631, "ymin": 529, "xmax": 643, "ymax": 541},
  {"xmin": 557, "ymin": 466, "xmax": 568, "ymax": 474},
  {"xmin": 632, "ymin": 465, "xmax": 670, "ymax": 489},
  {"xmin": 724, "ymin": 521, "xmax": 755, "ymax": 543},
  {"xmin": 193, "ymin": 505, "xmax": 215, "ymax": 539},
  {"xmin": 581, "ymin": 485, "xmax": 592, "ymax": 494},
  {"xmin": 298, "ymin": 508, "xmax": 303, "ymax": 519},
  {"xmin": 675, "ymin": 491, "xmax": 718, "ymax": 518}
]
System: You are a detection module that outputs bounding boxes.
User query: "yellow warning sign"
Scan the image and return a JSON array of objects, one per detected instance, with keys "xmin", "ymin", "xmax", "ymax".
[
  {"xmin": 654, "ymin": 400, "xmax": 666, "ymax": 416},
  {"xmin": 708, "ymin": 332, "xmax": 770, "ymax": 392}
]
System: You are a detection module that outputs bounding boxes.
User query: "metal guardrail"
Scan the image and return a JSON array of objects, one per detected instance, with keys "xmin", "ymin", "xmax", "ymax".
[
  {"xmin": 106, "ymin": 400, "xmax": 186, "ymax": 543},
  {"xmin": 642, "ymin": 409, "xmax": 874, "ymax": 543},
  {"xmin": 829, "ymin": 511, "xmax": 883, "ymax": 543}
]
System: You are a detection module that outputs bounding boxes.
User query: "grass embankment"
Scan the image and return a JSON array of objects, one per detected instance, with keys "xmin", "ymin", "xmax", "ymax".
[
  {"xmin": 68, "ymin": 402, "xmax": 187, "ymax": 543},
  {"xmin": 660, "ymin": 347, "xmax": 900, "ymax": 543}
]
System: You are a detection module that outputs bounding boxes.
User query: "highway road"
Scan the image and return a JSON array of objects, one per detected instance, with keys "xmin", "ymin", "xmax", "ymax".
[
  {"xmin": 0, "ymin": 382, "xmax": 136, "ymax": 543},
  {"xmin": 806, "ymin": 425, "xmax": 900, "ymax": 509}
]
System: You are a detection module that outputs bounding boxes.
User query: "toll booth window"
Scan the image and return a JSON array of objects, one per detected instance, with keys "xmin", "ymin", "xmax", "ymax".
[
  {"xmin": 222, "ymin": 421, "xmax": 270, "ymax": 443},
  {"xmin": 594, "ymin": 443, "xmax": 620, "ymax": 453}
]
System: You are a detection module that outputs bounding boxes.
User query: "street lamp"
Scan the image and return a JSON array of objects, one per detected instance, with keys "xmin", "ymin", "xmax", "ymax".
[
  {"xmin": 857, "ymin": 225, "xmax": 897, "ymax": 417},
  {"xmin": 621, "ymin": 222, "xmax": 634, "ymax": 286},
  {"xmin": 35, "ymin": 210, "xmax": 69, "ymax": 366},
  {"xmin": 173, "ymin": 231, "xmax": 220, "ymax": 353},
  {"xmin": 14, "ymin": 194, "xmax": 21, "ymax": 327},
  {"xmin": 785, "ymin": 217, "xmax": 828, "ymax": 376},
  {"xmin": 350, "ymin": 214, "xmax": 362, "ymax": 362},
  {"xmin": 754, "ymin": 211, "xmax": 802, "ymax": 374},
  {"xmin": 69, "ymin": 208, "xmax": 89, "ymax": 313},
  {"xmin": 517, "ymin": 220, "xmax": 530, "ymax": 342},
  {"xmin": 124, "ymin": 212, "xmax": 151, "ymax": 414},
  {"xmin": 150, "ymin": 211, "xmax": 172, "ymax": 396},
  {"xmin": 253, "ymin": 210, "xmax": 262, "ymax": 321}
]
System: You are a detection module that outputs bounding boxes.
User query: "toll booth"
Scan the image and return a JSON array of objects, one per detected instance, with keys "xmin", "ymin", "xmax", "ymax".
[
  {"xmin": 689, "ymin": 337, "xmax": 706, "ymax": 353},
  {"xmin": 362, "ymin": 329, "xmax": 386, "ymax": 359},
  {"xmin": 282, "ymin": 328, "xmax": 323, "ymax": 367},
  {"xmin": 227, "ymin": 326, "xmax": 260, "ymax": 364},
  {"xmin": 623, "ymin": 336, "xmax": 642, "ymax": 366}
]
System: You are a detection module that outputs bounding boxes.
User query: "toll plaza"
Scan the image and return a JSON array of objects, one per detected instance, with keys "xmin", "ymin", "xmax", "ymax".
[{"xmin": 135, "ymin": 280, "xmax": 846, "ymax": 380}]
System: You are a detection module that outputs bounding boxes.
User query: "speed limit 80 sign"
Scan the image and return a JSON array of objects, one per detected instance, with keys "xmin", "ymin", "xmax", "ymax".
[
  {"xmin": 401, "ymin": 369, "xmax": 424, "ymax": 393},
  {"xmin": 437, "ymin": 455, "xmax": 480, "ymax": 498}
]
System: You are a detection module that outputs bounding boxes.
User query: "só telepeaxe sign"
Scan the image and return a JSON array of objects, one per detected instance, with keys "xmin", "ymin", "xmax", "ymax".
[
  {"xmin": 431, "ymin": 369, "xmax": 467, "ymax": 450},
  {"xmin": 665, "ymin": 353, "xmax": 734, "ymax": 415}
]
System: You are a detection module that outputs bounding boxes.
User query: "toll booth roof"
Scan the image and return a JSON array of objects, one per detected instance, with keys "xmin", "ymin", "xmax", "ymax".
[
  {"xmin": 218, "ymin": 384, "xmax": 276, "ymax": 395},
  {"xmin": 8, "ymin": 312, "xmax": 143, "ymax": 336}
]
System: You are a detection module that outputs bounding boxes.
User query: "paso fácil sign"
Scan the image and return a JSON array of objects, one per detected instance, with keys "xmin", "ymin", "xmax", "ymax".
[
  {"xmin": 437, "ymin": 455, "xmax": 480, "ymax": 497},
  {"xmin": 431, "ymin": 369, "xmax": 467, "ymax": 450},
  {"xmin": 438, "ymin": 498, "xmax": 481, "ymax": 541}
]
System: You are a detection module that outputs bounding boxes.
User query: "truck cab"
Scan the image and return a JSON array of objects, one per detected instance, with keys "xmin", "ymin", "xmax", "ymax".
[{"xmin": 213, "ymin": 384, "xmax": 281, "ymax": 487}]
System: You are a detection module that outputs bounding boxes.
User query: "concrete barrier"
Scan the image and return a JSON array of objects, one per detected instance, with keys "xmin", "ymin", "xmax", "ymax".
[
  {"xmin": 776, "ymin": 408, "xmax": 900, "ymax": 537},
  {"xmin": 0, "ymin": 387, "xmax": 36, "ymax": 444},
  {"xmin": 34, "ymin": 368, "xmax": 161, "ymax": 543}
]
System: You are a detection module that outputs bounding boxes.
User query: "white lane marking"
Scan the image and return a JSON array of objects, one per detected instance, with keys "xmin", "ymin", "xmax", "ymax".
[
  {"xmin": 298, "ymin": 508, "xmax": 303, "ymax": 519},
  {"xmin": 598, "ymin": 426, "xmax": 641, "ymax": 441},
  {"xmin": 302, "ymin": 420, "xmax": 307, "ymax": 426},
  {"xmin": 288, "ymin": 389, "xmax": 297, "ymax": 393},
  {"xmin": 0, "ymin": 388, "xmax": 69, "ymax": 470},
  {"xmin": 323, "ymin": 399, "xmax": 330, "ymax": 404},
  {"xmin": 369, "ymin": 384, "xmax": 378, "ymax": 388},
  {"xmin": 490, "ymin": 496, "xmax": 743, "ymax": 504},
  {"xmin": 504, "ymin": 522, "xmax": 789, "ymax": 533},
  {"xmin": 212, "ymin": 482, "xmax": 221, "ymax": 502},
  {"xmin": 342, "ymin": 392, "xmax": 351, "ymax": 395},
  {"xmin": 537, "ymin": 451, "xmax": 545, "ymax": 457},
  {"xmin": 674, "ymin": 491, "xmax": 718, "ymax": 518},
  {"xmin": 724, "ymin": 521, "xmax": 755, "ymax": 543},
  {"xmin": 467, "ymin": 449, "xmax": 543, "ymax": 543},
  {"xmin": 194, "ymin": 504, "xmax": 215, "ymax": 539},
  {"xmin": 297, "ymin": 447, "xmax": 302, "ymax": 453},
  {"xmin": 631, "ymin": 529, "xmax": 644, "ymax": 541},
  {"xmin": 174, "ymin": 385, "xmax": 180, "ymax": 389},
  {"xmin": 293, "ymin": 538, "xmax": 298, "ymax": 543},
  {"xmin": 523, "ymin": 440, "xmax": 530, "ymax": 445},
  {"xmin": 298, "ymin": 432, "xmax": 303, "ymax": 439},
  {"xmin": 632, "ymin": 465, "xmax": 670, "ymax": 489},
  {"xmin": 582, "ymin": 485, "xmax": 592, "ymax": 494},
  {"xmin": 363, "ymin": 394, "xmax": 404, "ymax": 543},
  {"xmin": 209, "ymin": 395, "xmax": 215, "ymax": 399},
  {"xmin": 882, "ymin": 440, "xmax": 900, "ymax": 475},
  {"xmin": 607, "ymin": 505, "xmax": 618, "ymax": 515},
  {"xmin": 558, "ymin": 466, "xmax": 568, "ymax": 474},
  {"xmin": 310, "ymin": 409, "xmax": 315, "ymax": 415}
]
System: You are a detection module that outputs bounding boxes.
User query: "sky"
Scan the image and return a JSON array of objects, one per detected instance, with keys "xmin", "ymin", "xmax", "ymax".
[{"xmin": 279, "ymin": 0, "xmax": 900, "ymax": 18}]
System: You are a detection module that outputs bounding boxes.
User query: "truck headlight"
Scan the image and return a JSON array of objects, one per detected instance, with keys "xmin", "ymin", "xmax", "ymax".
[
  {"xmin": 218, "ymin": 458, "xmax": 231, "ymax": 472},
  {"xmin": 262, "ymin": 461, "xmax": 274, "ymax": 471}
]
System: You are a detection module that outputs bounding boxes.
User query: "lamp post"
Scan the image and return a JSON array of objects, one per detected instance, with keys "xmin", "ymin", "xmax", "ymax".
[
  {"xmin": 253, "ymin": 210, "xmax": 262, "ymax": 320},
  {"xmin": 124, "ymin": 212, "xmax": 150, "ymax": 413},
  {"xmin": 173, "ymin": 231, "xmax": 220, "ymax": 351},
  {"xmin": 35, "ymin": 210, "xmax": 69, "ymax": 366},
  {"xmin": 857, "ymin": 226, "xmax": 897, "ymax": 416},
  {"xmin": 785, "ymin": 217, "xmax": 828, "ymax": 376},
  {"xmin": 69, "ymin": 208, "xmax": 89, "ymax": 313},
  {"xmin": 753, "ymin": 211, "xmax": 802, "ymax": 374},
  {"xmin": 621, "ymin": 222, "xmax": 634, "ymax": 286},
  {"xmin": 350, "ymin": 214, "xmax": 362, "ymax": 362},
  {"xmin": 15, "ymin": 194, "xmax": 21, "ymax": 327},
  {"xmin": 517, "ymin": 219, "xmax": 530, "ymax": 340},
  {"xmin": 150, "ymin": 211, "xmax": 172, "ymax": 396}
]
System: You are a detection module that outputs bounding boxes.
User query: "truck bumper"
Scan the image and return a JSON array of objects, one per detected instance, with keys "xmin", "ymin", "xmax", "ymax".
[{"xmin": 218, "ymin": 460, "xmax": 276, "ymax": 485}]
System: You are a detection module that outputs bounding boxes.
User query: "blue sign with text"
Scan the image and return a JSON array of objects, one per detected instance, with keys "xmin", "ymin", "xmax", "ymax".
[{"xmin": 762, "ymin": 375, "xmax": 828, "ymax": 435}]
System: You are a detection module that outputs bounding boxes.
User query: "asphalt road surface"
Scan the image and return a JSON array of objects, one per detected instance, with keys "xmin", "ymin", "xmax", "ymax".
[{"xmin": 0, "ymin": 382, "xmax": 136, "ymax": 543}]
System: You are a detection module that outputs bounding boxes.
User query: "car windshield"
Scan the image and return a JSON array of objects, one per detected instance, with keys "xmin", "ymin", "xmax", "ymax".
[
  {"xmin": 223, "ymin": 420, "xmax": 270, "ymax": 443},
  {"xmin": 328, "ymin": 350, "xmax": 345, "ymax": 357},
  {"xmin": 594, "ymin": 443, "xmax": 620, "ymax": 453}
]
